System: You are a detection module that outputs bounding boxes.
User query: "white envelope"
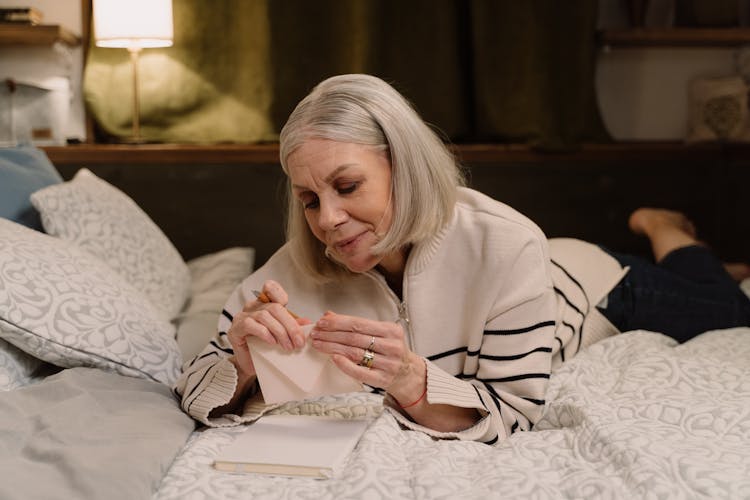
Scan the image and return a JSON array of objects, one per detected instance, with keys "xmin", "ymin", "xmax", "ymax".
[{"xmin": 248, "ymin": 324, "xmax": 363, "ymax": 404}]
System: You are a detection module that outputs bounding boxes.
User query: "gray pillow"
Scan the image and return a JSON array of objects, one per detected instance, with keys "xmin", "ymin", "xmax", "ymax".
[
  {"xmin": 176, "ymin": 247, "xmax": 255, "ymax": 360},
  {"xmin": 0, "ymin": 218, "xmax": 181, "ymax": 385}
]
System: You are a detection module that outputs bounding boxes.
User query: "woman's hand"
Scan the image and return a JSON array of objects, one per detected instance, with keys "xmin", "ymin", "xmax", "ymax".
[
  {"xmin": 310, "ymin": 311, "xmax": 426, "ymax": 406},
  {"xmin": 227, "ymin": 280, "xmax": 310, "ymax": 382}
]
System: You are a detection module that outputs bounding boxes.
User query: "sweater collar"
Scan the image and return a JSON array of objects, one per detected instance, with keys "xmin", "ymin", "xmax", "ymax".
[{"xmin": 404, "ymin": 208, "xmax": 456, "ymax": 275}]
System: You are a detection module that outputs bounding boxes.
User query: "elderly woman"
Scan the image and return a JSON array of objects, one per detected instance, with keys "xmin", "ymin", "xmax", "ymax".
[{"xmin": 175, "ymin": 74, "xmax": 750, "ymax": 445}]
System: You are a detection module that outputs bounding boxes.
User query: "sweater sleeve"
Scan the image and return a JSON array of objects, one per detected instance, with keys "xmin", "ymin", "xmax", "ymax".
[
  {"xmin": 386, "ymin": 233, "xmax": 557, "ymax": 445},
  {"xmin": 172, "ymin": 280, "xmax": 278, "ymax": 427}
]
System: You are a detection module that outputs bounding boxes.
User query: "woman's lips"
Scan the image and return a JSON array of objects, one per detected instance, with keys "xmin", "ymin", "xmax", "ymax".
[{"xmin": 334, "ymin": 232, "xmax": 366, "ymax": 253}]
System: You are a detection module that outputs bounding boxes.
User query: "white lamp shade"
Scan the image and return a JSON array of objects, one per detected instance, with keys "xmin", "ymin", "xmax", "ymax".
[{"xmin": 94, "ymin": 0, "xmax": 173, "ymax": 49}]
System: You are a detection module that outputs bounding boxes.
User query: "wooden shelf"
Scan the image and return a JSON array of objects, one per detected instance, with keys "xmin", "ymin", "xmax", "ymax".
[
  {"xmin": 0, "ymin": 23, "xmax": 81, "ymax": 47},
  {"xmin": 43, "ymin": 143, "xmax": 282, "ymax": 165},
  {"xmin": 598, "ymin": 27, "xmax": 750, "ymax": 47},
  {"xmin": 42, "ymin": 141, "xmax": 745, "ymax": 166}
]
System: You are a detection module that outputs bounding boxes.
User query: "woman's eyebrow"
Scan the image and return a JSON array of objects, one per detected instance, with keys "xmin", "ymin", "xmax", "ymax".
[
  {"xmin": 292, "ymin": 164, "xmax": 356, "ymax": 191},
  {"xmin": 323, "ymin": 164, "xmax": 356, "ymax": 184}
]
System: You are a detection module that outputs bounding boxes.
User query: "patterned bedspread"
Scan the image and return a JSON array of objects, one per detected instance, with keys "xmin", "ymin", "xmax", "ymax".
[{"xmin": 156, "ymin": 328, "xmax": 750, "ymax": 499}]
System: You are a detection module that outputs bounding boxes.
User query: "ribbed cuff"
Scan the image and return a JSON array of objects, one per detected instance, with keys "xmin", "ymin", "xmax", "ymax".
[
  {"xmin": 382, "ymin": 360, "xmax": 492, "ymax": 442},
  {"xmin": 190, "ymin": 359, "xmax": 280, "ymax": 427},
  {"xmin": 424, "ymin": 360, "xmax": 485, "ymax": 408},
  {"xmin": 189, "ymin": 358, "xmax": 240, "ymax": 426}
]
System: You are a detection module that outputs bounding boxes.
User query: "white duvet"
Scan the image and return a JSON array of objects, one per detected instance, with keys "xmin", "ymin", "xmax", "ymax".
[{"xmin": 156, "ymin": 327, "xmax": 750, "ymax": 499}]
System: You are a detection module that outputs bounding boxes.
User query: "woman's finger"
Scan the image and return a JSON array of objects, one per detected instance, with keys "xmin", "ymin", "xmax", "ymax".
[
  {"xmin": 330, "ymin": 353, "xmax": 392, "ymax": 388},
  {"xmin": 310, "ymin": 329, "xmax": 394, "ymax": 354},
  {"xmin": 252, "ymin": 306, "xmax": 299, "ymax": 350},
  {"xmin": 316, "ymin": 312, "xmax": 403, "ymax": 339},
  {"xmin": 313, "ymin": 336, "xmax": 401, "ymax": 374},
  {"xmin": 261, "ymin": 279, "xmax": 288, "ymax": 307}
]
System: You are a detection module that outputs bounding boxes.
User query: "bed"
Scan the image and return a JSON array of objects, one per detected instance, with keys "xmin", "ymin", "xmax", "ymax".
[{"xmin": 2, "ymin": 145, "xmax": 750, "ymax": 499}]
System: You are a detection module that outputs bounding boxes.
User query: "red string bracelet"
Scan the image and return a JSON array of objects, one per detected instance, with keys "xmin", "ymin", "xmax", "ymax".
[{"xmin": 399, "ymin": 386, "xmax": 427, "ymax": 409}]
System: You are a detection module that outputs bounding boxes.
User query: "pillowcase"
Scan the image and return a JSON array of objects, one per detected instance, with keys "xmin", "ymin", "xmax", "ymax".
[
  {"xmin": 0, "ymin": 338, "xmax": 46, "ymax": 391},
  {"xmin": 0, "ymin": 218, "xmax": 181, "ymax": 385},
  {"xmin": 176, "ymin": 247, "xmax": 255, "ymax": 361},
  {"xmin": 30, "ymin": 168, "xmax": 191, "ymax": 320},
  {"xmin": 0, "ymin": 145, "xmax": 63, "ymax": 231}
]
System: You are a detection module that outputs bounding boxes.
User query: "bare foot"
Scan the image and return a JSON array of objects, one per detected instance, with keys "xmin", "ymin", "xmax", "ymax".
[
  {"xmin": 628, "ymin": 208, "xmax": 700, "ymax": 262},
  {"xmin": 724, "ymin": 262, "xmax": 750, "ymax": 282},
  {"xmin": 628, "ymin": 208, "xmax": 697, "ymax": 238}
]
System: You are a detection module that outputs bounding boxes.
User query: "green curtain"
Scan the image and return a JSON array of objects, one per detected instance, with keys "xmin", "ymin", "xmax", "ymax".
[
  {"xmin": 84, "ymin": 0, "xmax": 609, "ymax": 147},
  {"xmin": 470, "ymin": 0, "xmax": 610, "ymax": 148}
]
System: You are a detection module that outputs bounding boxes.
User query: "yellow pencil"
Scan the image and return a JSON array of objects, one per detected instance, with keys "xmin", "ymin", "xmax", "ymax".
[{"xmin": 252, "ymin": 289, "xmax": 301, "ymax": 319}]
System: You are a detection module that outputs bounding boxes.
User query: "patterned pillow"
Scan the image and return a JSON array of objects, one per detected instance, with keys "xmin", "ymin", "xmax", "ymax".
[
  {"xmin": 0, "ymin": 338, "xmax": 46, "ymax": 391},
  {"xmin": 30, "ymin": 168, "xmax": 191, "ymax": 320},
  {"xmin": 0, "ymin": 218, "xmax": 181, "ymax": 385}
]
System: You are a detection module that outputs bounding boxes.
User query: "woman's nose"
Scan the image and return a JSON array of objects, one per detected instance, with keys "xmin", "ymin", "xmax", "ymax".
[{"xmin": 317, "ymin": 199, "xmax": 348, "ymax": 230}]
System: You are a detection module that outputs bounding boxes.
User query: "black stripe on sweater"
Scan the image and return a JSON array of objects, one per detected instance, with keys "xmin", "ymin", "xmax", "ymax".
[
  {"xmin": 484, "ymin": 320, "xmax": 555, "ymax": 336},
  {"xmin": 185, "ymin": 366, "xmax": 213, "ymax": 412},
  {"xmin": 188, "ymin": 350, "xmax": 219, "ymax": 368},
  {"xmin": 473, "ymin": 385, "xmax": 490, "ymax": 412},
  {"xmin": 479, "ymin": 346, "xmax": 552, "ymax": 361},
  {"xmin": 553, "ymin": 287, "xmax": 585, "ymax": 318},
  {"xmin": 477, "ymin": 383, "xmax": 503, "ymax": 416},
  {"xmin": 481, "ymin": 381, "xmax": 531, "ymax": 425},
  {"xmin": 483, "ymin": 435, "xmax": 499, "ymax": 446},
  {"xmin": 551, "ymin": 259, "xmax": 590, "ymax": 311},
  {"xmin": 427, "ymin": 346, "xmax": 468, "ymax": 361},
  {"xmin": 523, "ymin": 397, "xmax": 546, "ymax": 405},
  {"xmin": 552, "ymin": 259, "xmax": 592, "ymax": 354},
  {"xmin": 222, "ymin": 309, "xmax": 233, "ymax": 321},
  {"xmin": 478, "ymin": 373, "xmax": 550, "ymax": 383},
  {"xmin": 555, "ymin": 336, "xmax": 565, "ymax": 362},
  {"xmin": 210, "ymin": 340, "xmax": 234, "ymax": 355}
]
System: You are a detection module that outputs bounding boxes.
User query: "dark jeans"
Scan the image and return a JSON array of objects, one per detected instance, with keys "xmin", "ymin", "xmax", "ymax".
[{"xmin": 598, "ymin": 245, "xmax": 750, "ymax": 343}]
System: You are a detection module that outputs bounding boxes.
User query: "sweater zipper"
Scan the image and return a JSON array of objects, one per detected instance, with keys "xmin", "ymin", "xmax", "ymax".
[
  {"xmin": 368, "ymin": 272, "xmax": 413, "ymax": 351},
  {"xmin": 398, "ymin": 294, "xmax": 412, "ymax": 351}
]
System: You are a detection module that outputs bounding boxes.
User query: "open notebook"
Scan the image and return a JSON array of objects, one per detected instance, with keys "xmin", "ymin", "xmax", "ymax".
[{"xmin": 213, "ymin": 415, "xmax": 371, "ymax": 479}]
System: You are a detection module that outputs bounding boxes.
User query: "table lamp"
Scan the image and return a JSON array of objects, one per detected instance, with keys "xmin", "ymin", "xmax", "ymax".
[{"xmin": 93, "ymin": 0, "xmax": 173, "ymax": 143}]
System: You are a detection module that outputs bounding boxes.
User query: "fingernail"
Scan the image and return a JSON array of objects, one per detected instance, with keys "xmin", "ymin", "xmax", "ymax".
[
  {"xmin": 317, "ymin": 319, "xmax": 328, "ymax": 328},
  {"xmin": 294, "ymin": 335, "xmax": 305, "ymax": 348}
]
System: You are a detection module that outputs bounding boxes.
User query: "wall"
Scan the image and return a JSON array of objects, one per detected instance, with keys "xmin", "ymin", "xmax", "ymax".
[
  {"xmin": 3, "ymin": 1, "xmax": 746, "ymax": 144},
  {"xmin": 0, "ymin": 0, "xmax": 85, "ymax": 142},
  {"xmin": 596, "ymin": 0, "xmax": 747, "ymax": 140}
]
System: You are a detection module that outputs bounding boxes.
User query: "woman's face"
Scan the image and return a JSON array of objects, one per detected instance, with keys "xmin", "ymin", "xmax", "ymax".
[{"xmin": 287, "ymin": 139, "xmax": 404, "ymax": 276}]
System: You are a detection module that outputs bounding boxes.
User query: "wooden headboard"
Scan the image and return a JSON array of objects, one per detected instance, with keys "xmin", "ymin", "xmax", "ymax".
[{"xmin": 45, "ymin": 143, "xmax": 750, "ymax": 267}]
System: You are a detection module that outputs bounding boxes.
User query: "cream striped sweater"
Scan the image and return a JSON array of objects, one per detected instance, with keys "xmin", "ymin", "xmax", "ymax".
[{"xmin": 174, "ymin": 188, "xmax": 625, "ymax": 445}]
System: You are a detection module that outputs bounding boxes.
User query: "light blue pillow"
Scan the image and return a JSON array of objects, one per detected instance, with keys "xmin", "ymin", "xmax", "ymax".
[{"xmin": 0, "ymin": 146, "xmax": 63, "ymax": 231}]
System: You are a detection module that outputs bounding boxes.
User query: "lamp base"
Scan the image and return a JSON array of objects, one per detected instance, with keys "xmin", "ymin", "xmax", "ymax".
[{"xmin": 119, "ymin": 135, "xmax": 148, "ymax": 145}]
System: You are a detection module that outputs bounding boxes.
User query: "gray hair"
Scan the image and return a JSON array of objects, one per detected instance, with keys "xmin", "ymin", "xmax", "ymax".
[{"xmin": 279, "ymin": 73, "xmax": 465, "ymax": 282}]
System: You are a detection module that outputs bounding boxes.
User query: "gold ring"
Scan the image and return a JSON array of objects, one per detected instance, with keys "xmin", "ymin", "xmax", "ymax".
[
  {"xmin": 360, "ymin": 349, "xmax": 374, "ymax": 369},
  {"xmin": 367, "ymin": 336, "xmax": 376, "ymax": 351}
]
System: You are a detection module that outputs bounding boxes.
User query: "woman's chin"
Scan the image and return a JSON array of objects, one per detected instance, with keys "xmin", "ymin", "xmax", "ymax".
[{"xmin": 337, "ymin": 254, "xmax": 379, "ymax": 274}]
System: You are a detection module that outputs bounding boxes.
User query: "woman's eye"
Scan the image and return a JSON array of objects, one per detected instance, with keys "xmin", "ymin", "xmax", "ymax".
[
  {"xmin": 338, "ymin": 183, "xmax": 358, "ymax": 195},
  {"xmin": 302, "ymin": 196, "xmax": 319, "ymax": 209}
]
